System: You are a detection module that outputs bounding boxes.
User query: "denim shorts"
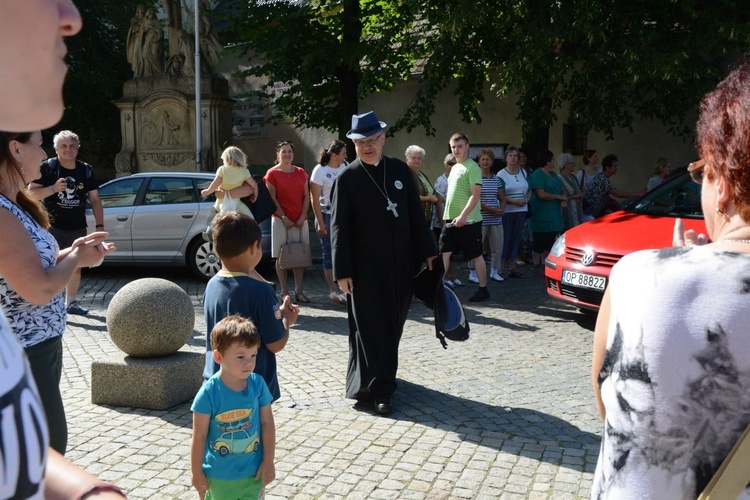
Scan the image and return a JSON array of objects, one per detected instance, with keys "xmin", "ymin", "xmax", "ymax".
[{"xmin": 315, "ymin": 212, "xmax": 333, "ymax": 269}]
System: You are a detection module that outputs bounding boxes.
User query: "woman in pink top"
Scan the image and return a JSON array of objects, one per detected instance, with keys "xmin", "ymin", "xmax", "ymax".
[{"xmin": 265, "ymin": 141, "xmax": 311, "ymax": 303}]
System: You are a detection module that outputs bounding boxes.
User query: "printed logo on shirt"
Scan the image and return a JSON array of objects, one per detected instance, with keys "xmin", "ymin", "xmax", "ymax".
[
  {"xmin": 56, "ymin": 178, "xmax": 84, "ymax": 207},
  {"xmin": 273, "ymin": 303, "xmax": 282, "ymax": 320},
  {"xmin": 212, "ymin": 408, "xmax": 259, "ymax": 456},
  {"xmin": 0, "ymin": 328, "xmax": 48, "ymax": 499}
]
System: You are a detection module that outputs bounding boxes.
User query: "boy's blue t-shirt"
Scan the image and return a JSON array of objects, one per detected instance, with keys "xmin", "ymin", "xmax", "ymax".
[
  {"xmin": 203, "ymin": 272, "xmax": 285, "ymax": 401},
  {"xmin": 191, "ymin": 372, "xmax": 273, "ymax": 480}
]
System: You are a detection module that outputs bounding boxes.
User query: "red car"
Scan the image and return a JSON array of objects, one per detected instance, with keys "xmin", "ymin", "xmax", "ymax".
[{"xmin": 545, "ymin": 169, "xmax": 706, "ymax": 311}]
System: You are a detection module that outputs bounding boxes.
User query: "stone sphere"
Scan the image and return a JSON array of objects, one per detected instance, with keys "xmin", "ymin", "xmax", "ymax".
[{"xmin": 107, "ymin": 278, "xmax": 195, "ymax": 358}]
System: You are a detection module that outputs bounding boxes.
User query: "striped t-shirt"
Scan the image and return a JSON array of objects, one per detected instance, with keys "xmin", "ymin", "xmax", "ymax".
[{"xmin": 480, "ymin": 175, "xmax": 503, "ymax": 225}]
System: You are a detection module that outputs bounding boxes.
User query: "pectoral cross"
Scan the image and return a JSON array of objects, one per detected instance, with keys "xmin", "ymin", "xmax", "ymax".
[{"xmin": 386, "ymin": 199, "xmax": 399, "ymax": 218}]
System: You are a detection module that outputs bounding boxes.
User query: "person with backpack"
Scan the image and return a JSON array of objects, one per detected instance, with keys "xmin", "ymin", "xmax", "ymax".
[{"xmin": 28, "ymin": 130, "xmax": 104, "ymax": 315}]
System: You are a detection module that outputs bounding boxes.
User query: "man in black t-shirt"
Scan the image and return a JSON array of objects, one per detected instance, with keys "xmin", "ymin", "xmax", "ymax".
[{"xmin": 29, "ymin": 130, "xmax": 104, "ymax": 315}]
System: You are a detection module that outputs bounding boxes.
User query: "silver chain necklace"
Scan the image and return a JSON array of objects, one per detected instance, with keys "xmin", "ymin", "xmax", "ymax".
[
  {"xmin": 361, "ymin": 157, "xmax": 399, "ymax": 217},
  {"xmin": 720, "ymin": 239, "xmax": 750, "ymax": 244}
]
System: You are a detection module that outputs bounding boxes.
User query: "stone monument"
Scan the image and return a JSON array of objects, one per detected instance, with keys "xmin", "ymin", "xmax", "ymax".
[
  {"xmin": 114, "ymin": 1, "xmax": 233, "ymax": 175},
  {"xmin": 91, "ymin": 278, "xmax": 204, "ymax": 410}
]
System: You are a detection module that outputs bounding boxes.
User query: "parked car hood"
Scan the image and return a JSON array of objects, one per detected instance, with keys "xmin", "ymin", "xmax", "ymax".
[{"xmin": 563, "ymin": 209, "xmax": 708, "ymax": 256}]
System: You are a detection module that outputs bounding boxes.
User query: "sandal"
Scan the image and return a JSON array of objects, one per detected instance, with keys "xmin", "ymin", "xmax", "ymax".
[
  {"xmin": 329, "ymin": 292, "xmax": 347, "ymax": 305},
  {"xmin": 294, "ymin": 291, "xmax": 311, "ymax": 303}
]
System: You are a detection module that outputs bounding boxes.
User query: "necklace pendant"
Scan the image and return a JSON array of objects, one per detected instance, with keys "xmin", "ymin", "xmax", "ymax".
[{"xmin": 386, "ymin": 199, "xmax": 399, "ymax": 217}]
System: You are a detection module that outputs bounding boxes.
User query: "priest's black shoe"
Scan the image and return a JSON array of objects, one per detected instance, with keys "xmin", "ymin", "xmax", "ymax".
[{"xmin": 373, "ymin": 395, "xmax": 393, "ymax": 415}]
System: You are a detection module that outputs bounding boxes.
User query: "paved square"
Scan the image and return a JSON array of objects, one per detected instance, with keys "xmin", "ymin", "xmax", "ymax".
[{"xmin": 62, "ymin": 264, "xmax": 602, "ymax": 499}]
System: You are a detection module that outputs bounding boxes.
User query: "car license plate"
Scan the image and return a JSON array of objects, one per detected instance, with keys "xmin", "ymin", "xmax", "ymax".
[{"xmin": 562, "ymin": 270, "xmax": 606, "ymax": 291}]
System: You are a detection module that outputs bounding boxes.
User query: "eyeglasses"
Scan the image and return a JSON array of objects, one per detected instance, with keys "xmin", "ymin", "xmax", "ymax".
[
  {"xmin": 687, "ymin": 159, "xmax": 705, "ymax": 184},
  {"xmin": 352, "ymin": 133, "xmax": 383, "ymax": 148}
]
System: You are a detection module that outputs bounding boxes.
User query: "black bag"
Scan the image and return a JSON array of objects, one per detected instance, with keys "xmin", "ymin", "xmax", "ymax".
[
  {"xmin": 243, "ymin": 175, "xmax": 276, "ymax": 223},
  {"xmin": 414, "ymin": 258, "xmax": 470, "ymax": 349}
]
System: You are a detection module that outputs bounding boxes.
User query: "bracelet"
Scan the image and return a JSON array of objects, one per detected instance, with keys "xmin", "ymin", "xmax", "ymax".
[
  {"xmin": 96, "ymin": 224, "xmax": 104, "ymax": 228},
  {"xmin": 75, "ymin": 483, "xmax": 126, "ymax": 500},
  {"xmin": 50, "ymin": 185, "xmax": 56, "ymax": 194}
]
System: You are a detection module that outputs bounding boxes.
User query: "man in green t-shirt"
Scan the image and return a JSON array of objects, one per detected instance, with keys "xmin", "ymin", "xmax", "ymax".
[{"xmin": 439, "ymin": 133, "xmax": 489, "ymax": 302}]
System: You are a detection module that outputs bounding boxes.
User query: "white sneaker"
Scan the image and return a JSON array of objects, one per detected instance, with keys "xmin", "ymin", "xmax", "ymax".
[
  {"xmin": 490, "ymin": 270, "xmax": 505, "ymax": 282},
  {"xmin": 468, "ymin": 271, "xmax": 479, "ymax": 284},
  {"xmin": 452, "ymin": 278, "xmax": 464, "ymax": 286}
]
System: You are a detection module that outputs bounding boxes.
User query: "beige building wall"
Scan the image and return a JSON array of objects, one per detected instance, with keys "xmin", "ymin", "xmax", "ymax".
[{"xmin": 219, "ymin": 56, "xmax": 699, "ymax": 190}]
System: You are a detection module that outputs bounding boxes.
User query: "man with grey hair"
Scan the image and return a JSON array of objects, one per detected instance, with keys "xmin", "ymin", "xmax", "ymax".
[{"xmin": 29, "ymin": 130, "xmax": 104, "ymax": 315}]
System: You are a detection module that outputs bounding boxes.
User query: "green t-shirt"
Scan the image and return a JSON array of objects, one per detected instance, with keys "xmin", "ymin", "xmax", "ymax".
[
  {"xmin": 444, "ymin": 158, "xmax": 482, "ymax": 223},
  {"xmin": 528, "ymin": 168, "xmax": 564, "ymax": 233}
]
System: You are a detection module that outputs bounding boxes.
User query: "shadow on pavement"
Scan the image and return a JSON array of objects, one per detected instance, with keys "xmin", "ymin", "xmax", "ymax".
[{"xmin": 393, "ymin": 379, "xmax": 601, "ymax": 473}]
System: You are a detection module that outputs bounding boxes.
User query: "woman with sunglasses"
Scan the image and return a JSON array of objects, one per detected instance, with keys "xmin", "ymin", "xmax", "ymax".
[{"xmin": 591, "ymin": 59, "xmax": 750, "ymax": 498}]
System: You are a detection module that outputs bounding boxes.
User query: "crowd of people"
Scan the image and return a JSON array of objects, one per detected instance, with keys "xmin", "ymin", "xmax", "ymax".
[{"xmin": 3, "ymin": 1, "xmax": 747, "ymax": 496}]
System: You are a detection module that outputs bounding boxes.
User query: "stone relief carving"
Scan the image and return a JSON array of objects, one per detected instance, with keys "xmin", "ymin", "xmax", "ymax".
[
  {"xmin": 141, "ymin": 152, "xmax": 193, "ymax": 167},
  {"xmin": 128, "ymin": 1, "xmax": 222, "ymax": 79}
]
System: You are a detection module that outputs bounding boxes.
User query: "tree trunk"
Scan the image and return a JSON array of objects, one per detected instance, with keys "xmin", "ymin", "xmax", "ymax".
[
  {"xmin": 521, "ymin": 126, "xmax": 550, "ymax": 169},
  {"xmin": 338, "ymin": 0, "xmax": 362, "ymax": 162}
]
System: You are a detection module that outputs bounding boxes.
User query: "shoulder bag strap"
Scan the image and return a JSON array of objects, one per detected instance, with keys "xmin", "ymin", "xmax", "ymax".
[{"xmin": 699, "ymin": 422, "xmax": 750, "ymax": 499}]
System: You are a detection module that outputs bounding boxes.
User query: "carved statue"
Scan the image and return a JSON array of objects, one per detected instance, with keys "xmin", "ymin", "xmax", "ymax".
[
  {"xmin": 161, "ymin": 0, "xmax": 182, "ymax": 29},
  {"xmin": 177, "ymin": 29, "xmax": 195, "ymax": 77},
  {"xmin": 181, "ymin": 0, "xmax": 222, "ymax": 74},
  {"xmin": 159, "ymin": 111, "xmax": 180, "ymax": 146},
  {"xmin": 141, "ymin": 8, "xmax": 165, "ymax": 77},
  {"xmin": 198, "ymin": 0, "xmax": 223, "ymax": 72},
  {"xmin": 126, "ymin": 5, "xmax": 146, "ymax": 77}
]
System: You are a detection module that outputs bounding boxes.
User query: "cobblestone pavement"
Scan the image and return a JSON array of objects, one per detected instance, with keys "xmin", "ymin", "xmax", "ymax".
[{"xmin": 62, "ymin": 261, "xmax": 602, "ymax": 499}]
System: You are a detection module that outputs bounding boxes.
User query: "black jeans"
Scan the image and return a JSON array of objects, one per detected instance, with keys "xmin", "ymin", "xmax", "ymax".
[{"xmin": 25, "ymin": 335, "xmax": 67, "ymax": 455}]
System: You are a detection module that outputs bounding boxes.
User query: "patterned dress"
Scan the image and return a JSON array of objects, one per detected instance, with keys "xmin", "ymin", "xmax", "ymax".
[
  {"xmin": 0, "ymin": 194, "xmax": 65, "ymax": 348},
  {"xmin": 593, "ymin": 245, "xmax": 750, "ymax": 499}
]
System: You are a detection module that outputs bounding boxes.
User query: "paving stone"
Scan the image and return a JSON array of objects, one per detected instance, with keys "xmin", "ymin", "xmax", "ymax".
[{"xmin": 60, "ymin": 264, "xmax": 602, "ymax": 498}]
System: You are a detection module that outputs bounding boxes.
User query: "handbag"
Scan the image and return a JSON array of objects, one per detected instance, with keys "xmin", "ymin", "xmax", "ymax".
[
  {"xmin": 698, "ymin": 422, "xmax": 750, "ymax": 499},
  {"xmin": 278, "ymin": 242, "xmax": 312, "ymax": 270},
  {"xmin": 243, "ymin": 175, "xmax": 276, "ymax": 223}
]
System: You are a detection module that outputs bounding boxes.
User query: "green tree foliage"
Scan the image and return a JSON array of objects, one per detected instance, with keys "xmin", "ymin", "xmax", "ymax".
[
  {"xmin": 49, "ymin": 0, "xmax": 156, "ymax": 175},
  {"xmin": 223, "ymin": 0, "xmax": 750, "ymax": 154}
]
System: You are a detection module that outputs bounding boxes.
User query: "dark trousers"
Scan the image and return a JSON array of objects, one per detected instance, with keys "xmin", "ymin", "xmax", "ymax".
[{"xmin": 25, "ymin": 335, "xmax": 67, "ymax": 455}]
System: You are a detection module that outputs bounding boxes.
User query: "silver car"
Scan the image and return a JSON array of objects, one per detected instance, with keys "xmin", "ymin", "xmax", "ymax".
[{"xmin": 85, "ymin": 172, "xmax": 271, "ymax": 280}]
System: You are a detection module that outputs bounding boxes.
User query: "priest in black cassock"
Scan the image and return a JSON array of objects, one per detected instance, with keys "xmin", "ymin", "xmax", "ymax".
[{"xmin": 330, "ymin": 111, "xmax": 438, "ymax": 415}]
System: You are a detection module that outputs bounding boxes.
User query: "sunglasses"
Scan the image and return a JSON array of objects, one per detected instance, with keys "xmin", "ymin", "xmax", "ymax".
[{"xmin": 687, "ymin": 159, "xmax": 705, "ymax": 184}]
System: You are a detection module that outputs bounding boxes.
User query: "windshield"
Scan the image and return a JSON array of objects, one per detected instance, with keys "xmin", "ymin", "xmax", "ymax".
[{"xmin": 627, "ymin": 171, "xmax": 703, "ymax": 219}]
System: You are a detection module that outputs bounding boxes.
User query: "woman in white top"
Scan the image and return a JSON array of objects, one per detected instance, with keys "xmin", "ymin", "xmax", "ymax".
[
  {"xmin": 497, "ymin": 147, "xmax": 530, "ymax": 278},
  {"xmin": 592, "ymin": 59, "xmax": 750, "ymax": 499},
  {"xmin": 310, "ymin": 140, "xmax": 348, "ymax": 305}
]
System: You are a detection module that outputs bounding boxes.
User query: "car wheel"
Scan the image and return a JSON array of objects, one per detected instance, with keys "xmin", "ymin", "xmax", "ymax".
[
  {"xmin": 217, "ymin": 445, "xmax": 229, "ymax": 456},
  {"xmin": 187, "ymin": 237, "xmax": 221, "ymax": 281}
]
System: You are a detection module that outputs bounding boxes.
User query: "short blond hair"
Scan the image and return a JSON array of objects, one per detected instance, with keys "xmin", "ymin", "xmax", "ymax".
[{"xmin": 221, "ymin": 146, "xmax": 247, "ymax": 168}]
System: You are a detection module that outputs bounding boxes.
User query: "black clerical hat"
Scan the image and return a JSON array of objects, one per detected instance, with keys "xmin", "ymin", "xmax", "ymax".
[{"xmin": 346, "ymin": 111, "xmax": 387, "ymax": 139}]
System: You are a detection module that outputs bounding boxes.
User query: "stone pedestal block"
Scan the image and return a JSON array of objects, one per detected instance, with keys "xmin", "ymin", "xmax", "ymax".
[{"xmin": 91, "ymin": 351, "xmax": 203, "ymax": 410}]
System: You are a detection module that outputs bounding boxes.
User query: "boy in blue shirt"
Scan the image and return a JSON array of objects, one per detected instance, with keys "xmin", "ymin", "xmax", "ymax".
[
  {"xmin": 203, "ymin": 211, "xmax": 299, "ymax": 401},
  {"xmin": 191, "ymin": 315, "xmax": 275, "ymax": 499}
]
